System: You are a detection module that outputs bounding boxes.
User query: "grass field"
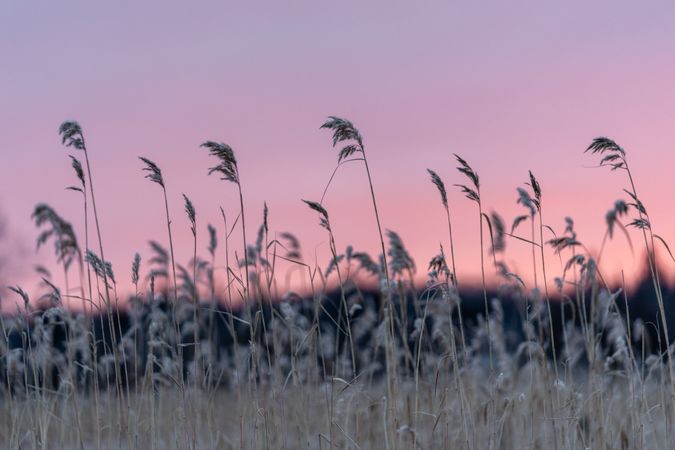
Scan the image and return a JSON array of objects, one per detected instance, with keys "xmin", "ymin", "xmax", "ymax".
[{"xmin": 0, "ymin": 119, "xmax": 673, "ymax": 449}]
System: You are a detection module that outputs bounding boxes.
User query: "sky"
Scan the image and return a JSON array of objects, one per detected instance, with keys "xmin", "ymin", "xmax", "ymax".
[{"xmin": 1, "ymin": 1, "xmax": 675, "ymax": 308}]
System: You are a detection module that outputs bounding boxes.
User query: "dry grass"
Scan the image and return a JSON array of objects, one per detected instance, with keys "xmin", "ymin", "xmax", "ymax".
[
  {"xmin": 0, "ymin": 122, "xmax": 673, "ymax": 449},
  {"xmin": 0, "ymin": 359, "xmax": 670, "ymax": 449}
]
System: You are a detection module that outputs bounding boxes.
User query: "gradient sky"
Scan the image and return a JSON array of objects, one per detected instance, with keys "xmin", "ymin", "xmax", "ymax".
[{"xmin": 1, "ymin": 1, "xmax": 675, "ymax": 308}]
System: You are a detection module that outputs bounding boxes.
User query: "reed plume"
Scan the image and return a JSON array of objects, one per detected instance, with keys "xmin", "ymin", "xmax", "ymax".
[
  {"xmin": 201, "ymin": 142, "xmax": 250, "ymax": 304},
  {"xmin": 139, "ymin": 157, "xmax": 178, "ymax": 305},
  {"xmin": 427, "ymin": 169, "xmax": 458, "ymax": 286},
  {"xmin": 586, "ymin": 136, "xmax": 674, "ymax": 390},
  {"xmin": 67, "ymin": 155, "xmax": 92, "ymax": 312},
  {"xmin": 58, "ymin": 121, "xmax": 112, "ymax": 308},
  {"xmin": 302, "ymin": 199, "xmax": 356, "ymax": 376},
  {"xmin": 454, "ymin": 153, "xmax": 492, "ymax": 366},
  {"xmin": 321, "ymin": 117, "xmax": 391, "ymax": 298}
]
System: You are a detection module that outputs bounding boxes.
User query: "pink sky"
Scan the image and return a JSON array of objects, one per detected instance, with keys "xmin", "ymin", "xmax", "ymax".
[{"xmin": 1, "ymin": 1, "xmax": 675, "ymax": 308}]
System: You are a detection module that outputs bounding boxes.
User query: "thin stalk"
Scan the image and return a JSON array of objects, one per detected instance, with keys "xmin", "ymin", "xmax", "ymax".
[
  {"xmin": 192, "ymin": 228, "xmax": 199, "ymax": 386},
  {"xmin": 220, "ymin": 208, "xmax": 240, "ymax": 388},
  {"xmin": 443, "ymin": 205, "xmax": 458, "ymax": 288},
  {"xmin": 235, "ymin": 173, "xmax": 250, "ymax": 305},
  {"xmin": 477, "ymin": 200, "xmax": 493, "ymax": 370},
  {"xmin": 161, "ymin": 187, "xmax": 179, "ymax": 305},
  {"xmin": 221, "ymin": 209, "xmax": 236, "ymax": 317},
  {"xmin": 538, "ymin": 207, "xmax": 559, "ymax": 379},
  {"xmin": 234, "ymin": 179, "xmax": 257, "ymax": 394},
  {"xmin": 155, "ymin": 184, "xmax": 186, "ymax": 393},
  {"xmin": 83, "ymin": 192, "xmax": 93, "ymax": 316},
  {"xmin": 328, "ymin": 233, "xmax": 356, "ymax": 378},
  {"xmin": 76, "ymin": 131, "xmax": 128, "ymax": 417},
  {"xmin": 361, "ymin": 154, "xmax": 391, "ymax": 299},
  {"xmin": 79, "ymin": 134, "xmax": 111, "ymax": 311},
  {"xmin": 624, "ymin": 165, "xmax": 674, "ymax": 393},
  {"xmin": 531, "ymin": 217, "xmax": 538, "ymax": 289}
]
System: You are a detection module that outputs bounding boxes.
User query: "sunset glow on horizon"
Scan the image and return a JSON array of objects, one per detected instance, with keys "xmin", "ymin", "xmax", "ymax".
[{"xmin": 2, "ymin": 1, "xmax": 675, "ymax": 308}]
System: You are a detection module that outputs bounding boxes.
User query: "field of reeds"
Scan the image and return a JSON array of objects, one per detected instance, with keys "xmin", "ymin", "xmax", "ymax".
[{"xmin": 1, "ymin": 118, "xmax": 674, "ymax": 449}]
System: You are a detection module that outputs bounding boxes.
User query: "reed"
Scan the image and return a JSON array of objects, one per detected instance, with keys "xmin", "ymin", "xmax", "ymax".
[
  {"xmin": 201, "ymin": 142, "xmax": 251, "ymax": 308},
  {"xmin": 453, "ymin": 154, "xmax": 493, "ymax": 368},
  {"xmin": 139, "ymin": 157, "xmax": 179, "ymax": 306},
  {"xmin": 59, "ymin": 121, "xmax": 112, "ymax": 310},
  {"xmin": 3, "ymin": 120, "xmax": 675, "ymax": 449},
  {"xmin": 320, "ymin": 117, "xmax": 391, "ymax": 302},
  {"xmin": 587, "ymin": 136, "xmax": 675, "ymax": 403}
]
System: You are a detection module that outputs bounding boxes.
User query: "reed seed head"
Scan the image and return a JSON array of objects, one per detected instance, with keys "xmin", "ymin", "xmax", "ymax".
[
  {"xmin": 387, "ymin": 230, "xmax": 415, "ymax": 277},
  {"xmin": 516, "ymin": 187, "xmax": 537, "ymax": 217},
  {"xmin": 586, "ymin": 137, "xmax": 626, "ymax": 170},
  {"xmin": 69, "ymin": 155, "xmax": 85, "ymax": 188},
  {"xmin": 320, "ymin": 116, "xmax": 364, "ymax": 162},
  {"xmin": 453, "ymin": 154, "xmax": 480, "ymax": 202},
  {"xmin": 207, "ymin": 224, "xmax": 217, "ymax": 257},
  {"xmin": 280, "ymin": 232, "xmax": 301, "ymax": 260},
  {"xmin": 86, "ymin": 250, "xmax": 116, "ymax": 286},
  {"xmin": 201, "ymin": 141, "xmax": 239, "ymax": 184},
  {"xmin": 302, "ymin": 200, "xmax": 330, "ymax": 231},
  {"xmin": 428, "ymin": 246, "xmax": 450, "ymax": 280},
  {"xmin": 528, "ymin": 170, "xmax": 541, "ymax": 205},
  {"xmin": 490, "ymin": 211, "xmax": 506, "ymax": 254},
  {"xmin": 58, "ymin": 120, "xmax": 85, "ymax": 150},
  {"xmin": 139, "ymin": 157, "xmax": 165, "ymax": 188},
  {"xmin": 8, "ymin": 286, "xmax": 30, "ymax": 310},
  {"xmin": 427, "ymin": 169, "xmax": 448, "ymax": 208},
  {"xmin": 132, "ymin": 252, "xmax": 141, "ymax": 285},
  {"xmin": 32, "ymin": 203, "xmax": 81, "ymax": 271},
  {"xmin": 183, "ymin": 193, "xmax": 196, "ymax": 237}
]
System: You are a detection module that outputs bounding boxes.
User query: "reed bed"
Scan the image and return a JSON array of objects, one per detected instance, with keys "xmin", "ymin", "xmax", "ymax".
[{"xmin": 0, "ymin": 120, "xmax": 673, "ymax": 449}]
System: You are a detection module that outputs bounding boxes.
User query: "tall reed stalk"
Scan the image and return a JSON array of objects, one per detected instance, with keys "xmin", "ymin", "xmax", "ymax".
[
  {"xmin": 66, "ymin": 156, "xmax": 92, "ymax": 313},
  {"xmin": 427, "ymin": 169, "xmax": 458, "ymax": 287},
  {"xmin": 139, "ymin": 157, "xmax": 179, "ymax": 304},
  {"xmin": 427, "ymin": 169, "xmax": 467, "ymax": 356},
  {"xmin": 183, "ymin": 193, "xmax": 201, "ymax": 383},
  {"xmin": 206, "ymin": 222, "xmax": 218, "ymax": 374},
  {"xmin": 302, "ymin": 200, "xmax": 356, "ymax": 377},
  {"xmin": 59, "ymin": 122, "xmax": 111, "ymax": 309},
  {"xmin": 320, "ymin": 117, "xmax": 391, "ymax": 303},
  {"xmin": 518, "ymin": 173, "xmax": 559, "ymax": 374},
  {"xmin": 529, "ymin": 171, "xmax": 559, "ymax": 377},
  {"xmin": 454, "ymin": 154, "xmax": 492, "ymax": 366},
  {"xmin": 586, "ymin": 137, "xmax": 675, "ymax": 392},
  {"xmin": 138, "ymin": 156, "xmax": 185, "ymax": 394},
  {"xmin": 201, "ymin": 142, "xmax": 250, "ymax": 307},
  {"xmin": 201, "ymin": 141, "xmax": 254, "ymax": 388}
]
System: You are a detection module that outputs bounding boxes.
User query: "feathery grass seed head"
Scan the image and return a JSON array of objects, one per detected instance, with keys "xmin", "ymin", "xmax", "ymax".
[
  {"xmin": 586, "ymin": 137, "xmax": 626, "ymax": 170},
  {"xmin": 490, "ymin": 211, "xmax": 506, "ymax": 254},
  {"xmin": 32, "ymin": 203, "xmax": 81, "ymax": 271},
  {"xmin": 427, "ymin": 169, "xmax": 448, "ymax": 208},
  {"xmin": 320, "ymin": 116, "xmax": 364, "ymax": 162},
  {"xmin": 131, "ymin": 252, "xmax": 141, "ymax": 285},
  {"xmin": 58, "ymin": 120, "xmax": 85, "ymax": 150},
  {"xmin": 69, "ymin": 155, "xmax": 85, "ymax": 188},
  {"xmin": 183, "ymin": 193, "xmax": 196, "ymax": 236},
  {"xmin": 201, "ymin": 141, "xmax": 239, "ymax": 184},
  {"xmin": 302, "ymin": 200, "xmax": 330, "ymax": 231},
  {"xmin": 207, "ymin": 224, "xmax": 217, "ymax": 257},
  {"xmin": 139, "ymin": 157, "xmax": 165, "ymax": 188}
]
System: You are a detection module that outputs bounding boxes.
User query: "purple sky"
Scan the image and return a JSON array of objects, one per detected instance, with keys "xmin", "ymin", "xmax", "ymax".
[{"xmin": 2, "ymin": 1, "xmax": 675, "ymax": 307}]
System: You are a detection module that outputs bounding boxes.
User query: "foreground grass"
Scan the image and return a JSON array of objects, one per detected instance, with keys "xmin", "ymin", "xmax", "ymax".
[
  {"xmin": 1, "ymin": 366, "xmax": 669, "ymax": 449},
  {"xmin": 3, "ymin": 119, "xmax": 673, "ymax": 449}
]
